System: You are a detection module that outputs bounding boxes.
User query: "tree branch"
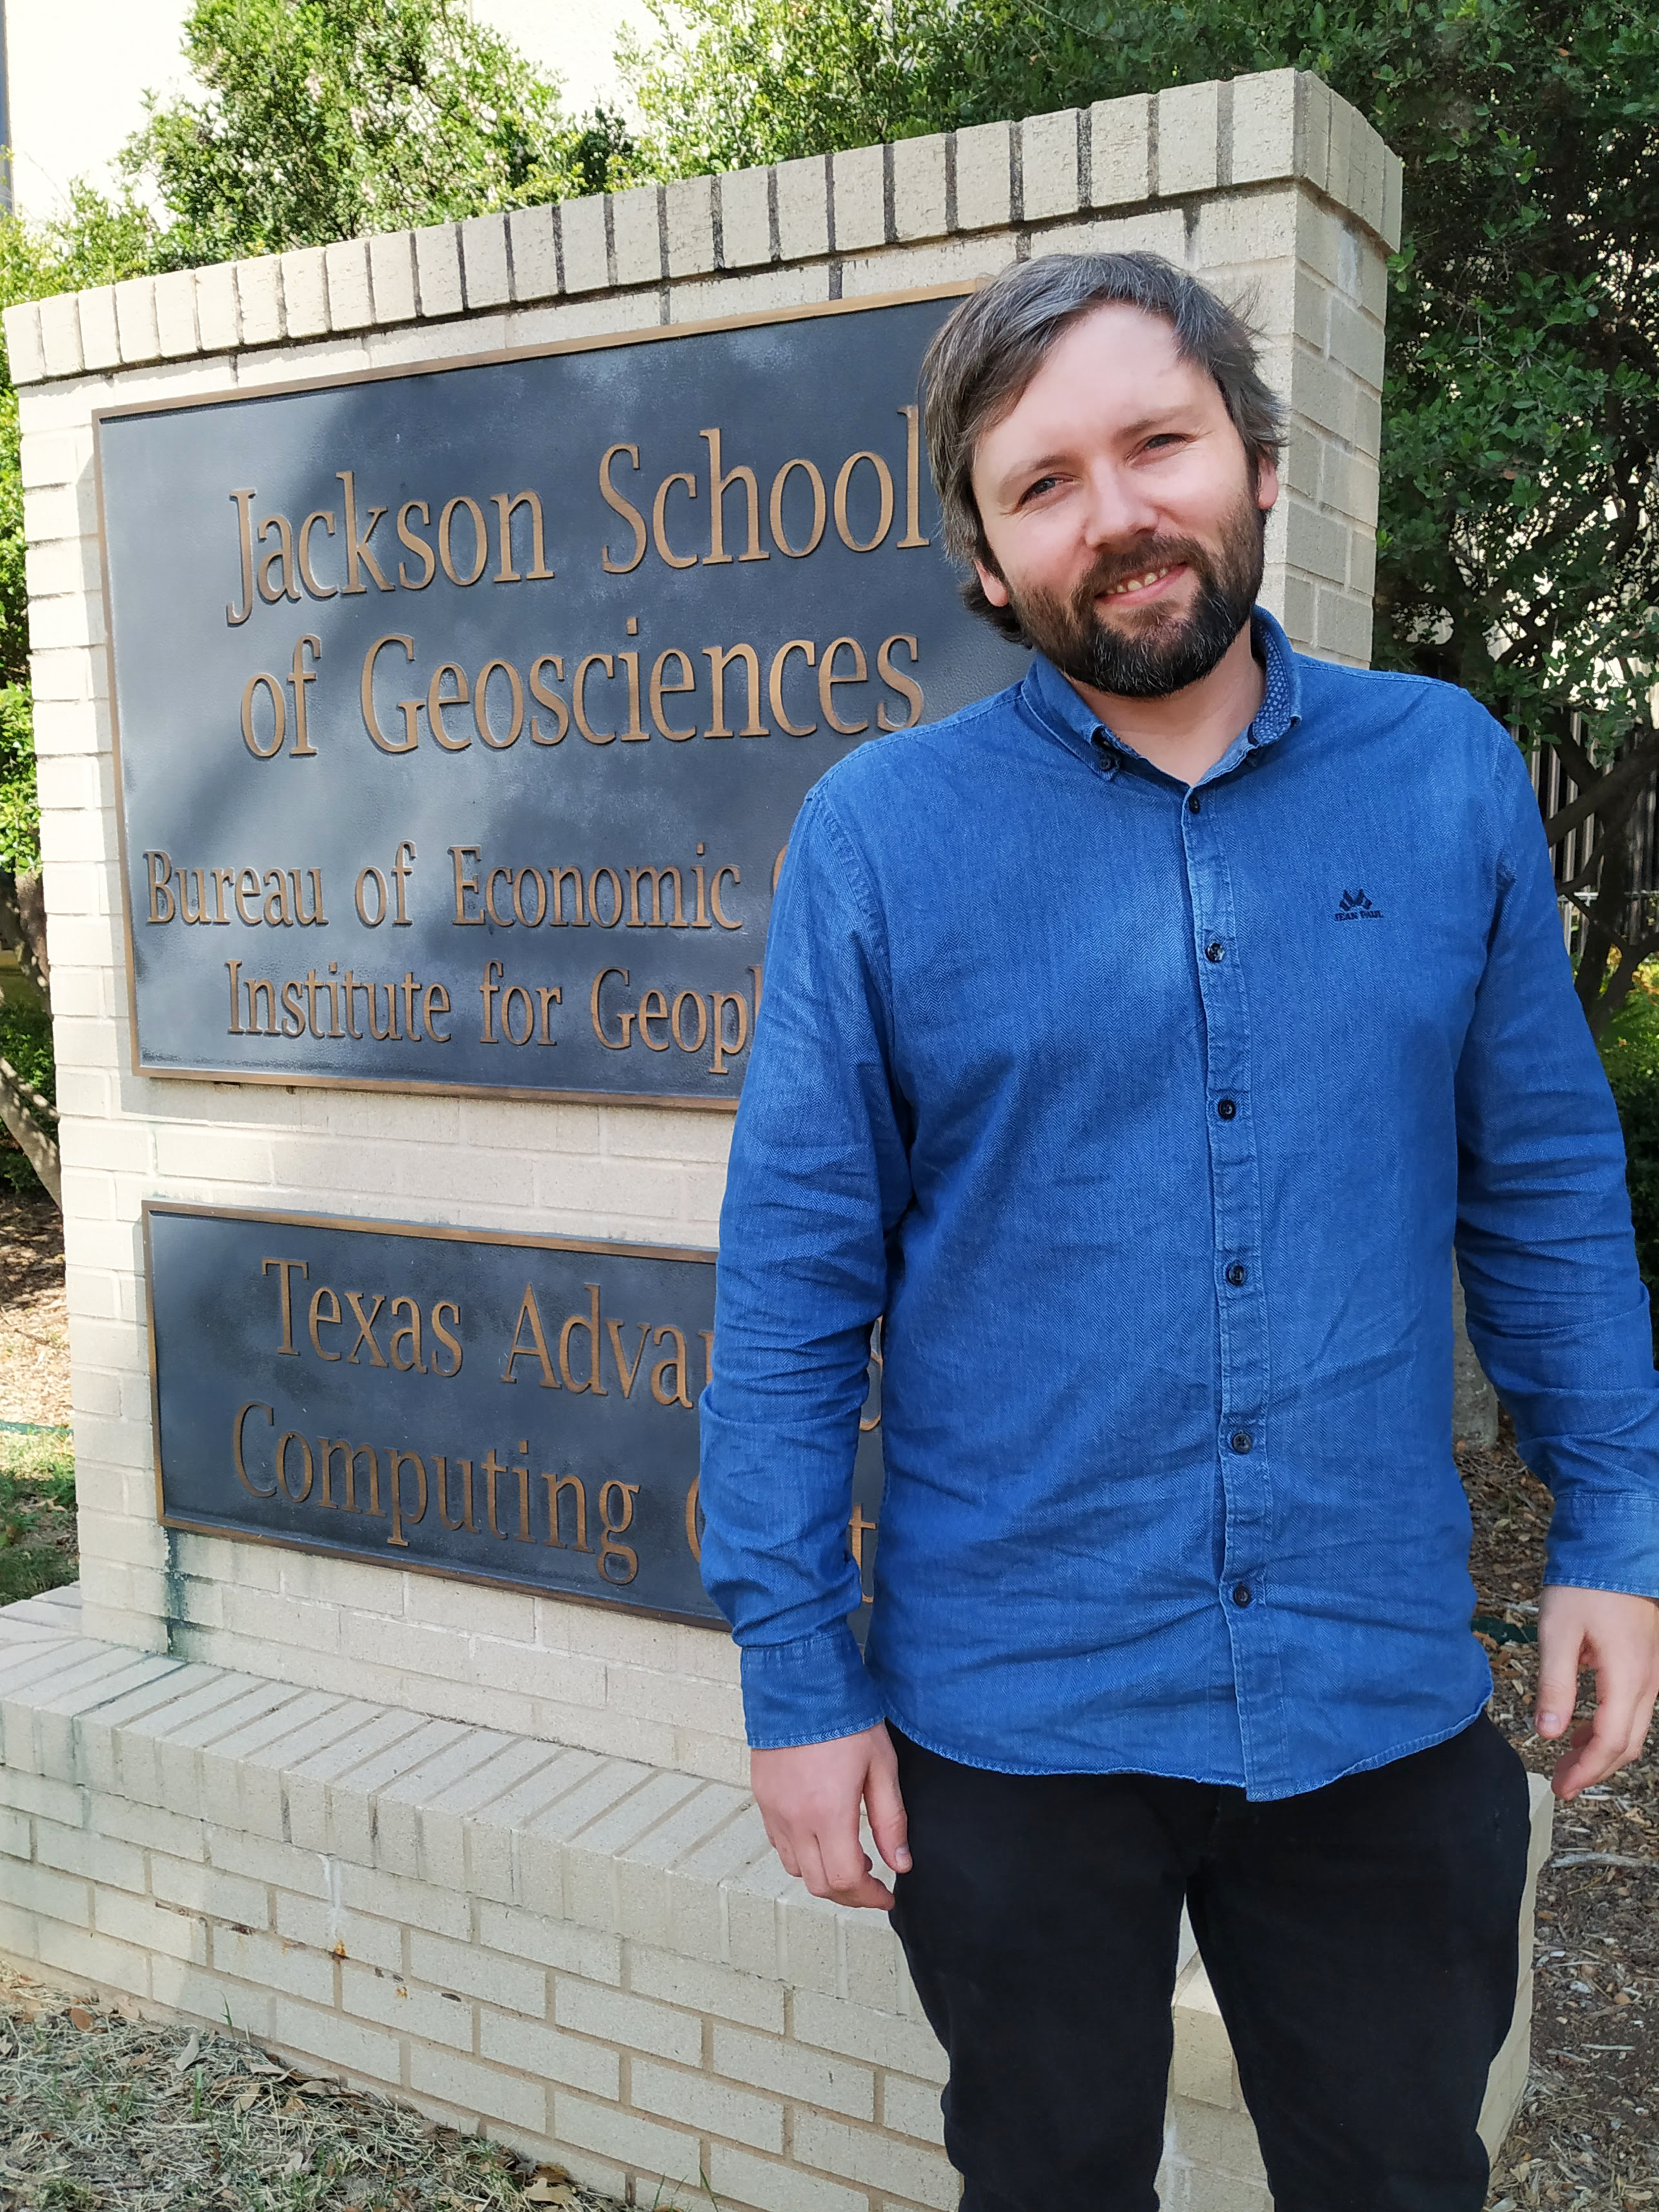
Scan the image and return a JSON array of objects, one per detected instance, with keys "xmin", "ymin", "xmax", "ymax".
[
  {"xmin": 0, "ymin": 1052, "xmax": 59, "ymax": 1206},
  {"xmin": 1543, "ymin": 730, "xmax": 1659, "ymax": 850}
]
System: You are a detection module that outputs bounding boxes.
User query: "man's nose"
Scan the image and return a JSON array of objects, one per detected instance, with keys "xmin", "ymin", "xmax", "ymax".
[{"xmin": 1078, "ymin": 463, "xmax": 1161, "ymax": 547}]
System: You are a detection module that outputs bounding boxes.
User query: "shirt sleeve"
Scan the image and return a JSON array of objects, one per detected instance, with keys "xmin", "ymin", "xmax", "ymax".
[
  {"xmin": 698, "ymin": 782, "xmax": 913, "ymax": 1747},
  {"xmin": 1454, "ymin": 729, "xmax": 1659, "ymax": 1599}
]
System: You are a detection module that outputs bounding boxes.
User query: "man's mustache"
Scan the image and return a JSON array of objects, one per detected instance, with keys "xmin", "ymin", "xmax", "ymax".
[{"xmin": 1076, "ymin": 541, "xmax": 1209, "ymax": 606}]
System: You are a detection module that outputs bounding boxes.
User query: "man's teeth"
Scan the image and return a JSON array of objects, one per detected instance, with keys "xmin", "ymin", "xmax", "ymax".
[{"xmin": 1105, "ymin": 567, "xmax": 1172, "ymax": 596}]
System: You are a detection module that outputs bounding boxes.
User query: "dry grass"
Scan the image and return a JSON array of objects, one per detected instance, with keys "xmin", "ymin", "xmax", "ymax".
[{"xmin": 0, "ymin": 1962, "xmax": 638, "ymax": 2212}]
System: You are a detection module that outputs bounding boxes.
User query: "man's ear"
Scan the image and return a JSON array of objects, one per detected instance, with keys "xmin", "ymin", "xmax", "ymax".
[
  {"xmin": 1254, "ymin": 454, "xmax": 1281, "ymax": 514},
  {"xmin": 974, "ymin": 559, "xmax": 1012, "ymax": 609}
]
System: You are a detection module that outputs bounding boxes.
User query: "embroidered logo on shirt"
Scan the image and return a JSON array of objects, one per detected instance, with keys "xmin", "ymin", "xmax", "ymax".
[{"xmin": 1335, "ymin": 889, "xmax": 1383, "ymax": 921}]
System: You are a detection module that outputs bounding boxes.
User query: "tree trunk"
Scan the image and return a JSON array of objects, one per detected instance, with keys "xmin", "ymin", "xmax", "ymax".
[
  {"xmin": 1538, "ymin": 727, "xmax": 1659, "ymax": 1041},
  {"xmin": 0, "ymin": 868, "xmax": 60, "ymax": 1207},
  {"xmin": 0, "ymin": 870, "xmax": 49, "ymax": 999},
  {"xmin": 0, "ymin": 1051, "xmax": 59, "ymax": 1203}
]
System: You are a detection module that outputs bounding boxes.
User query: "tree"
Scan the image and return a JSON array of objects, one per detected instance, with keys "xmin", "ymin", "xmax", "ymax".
[
  {"xmin": 125, "ymin": 0, "xmax": 640, "ymax": 266},
  {"xmin": 0, "ymin": 0, "xmax": 639, "ymax": 1202},
  {"xmin": 624, "ymin": 0, "xmax": 1659, "ymax": 1036},
  {"xmin": 0, "ymin": 188, "xmax": 161, "ymax": 1202}
]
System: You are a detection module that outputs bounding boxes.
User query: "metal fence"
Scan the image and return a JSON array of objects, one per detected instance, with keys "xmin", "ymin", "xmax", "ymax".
[{"xmin": 1530, "ymin": 735, "xmax": 1659, "ymax": 957}]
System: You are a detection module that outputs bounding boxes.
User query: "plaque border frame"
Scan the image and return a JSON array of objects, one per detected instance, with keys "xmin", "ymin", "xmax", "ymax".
[
  {"xmin": 96, "ymin": 280, "xmax": 978, "ymax": 1107},
  {"xmin": 142, "ymin": 1195, "xmax": 727, "ymax": 1629}
]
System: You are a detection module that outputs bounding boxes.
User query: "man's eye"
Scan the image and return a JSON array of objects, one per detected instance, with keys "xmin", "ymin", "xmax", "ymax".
[
  {"xmin": 1020, "ymin": 474, "xmax": 1060, "ymax": 503},
  {"xmin": 1144, "ymin": 434, "xmax": 1185, "ymax": 453}
]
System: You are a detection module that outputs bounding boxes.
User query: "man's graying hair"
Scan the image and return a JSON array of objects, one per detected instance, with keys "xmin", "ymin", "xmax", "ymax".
[{"xmin": 920, "ymin": 254, "xmax": 1286, "ymax": 638}]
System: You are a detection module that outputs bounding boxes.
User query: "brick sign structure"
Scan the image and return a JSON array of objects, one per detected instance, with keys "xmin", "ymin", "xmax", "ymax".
[{"xmin": 0, "ymin": 73, "xmax": 1530, "ymax": 2212}]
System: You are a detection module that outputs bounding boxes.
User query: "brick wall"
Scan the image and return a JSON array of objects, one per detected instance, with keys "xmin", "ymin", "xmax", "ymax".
[{"xmin": 5, "ymin": 69, "xmax": 1401, "ymax": 1772}]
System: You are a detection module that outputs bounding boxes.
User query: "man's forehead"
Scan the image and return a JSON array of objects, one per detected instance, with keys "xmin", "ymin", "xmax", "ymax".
[
  {"xmin": 1020, "ymin": 305, "xmax": 1201, "ymax": 407},
  {"xmin": 975, "ymin": 311, "xmax": 1214, "ymax": 463}
]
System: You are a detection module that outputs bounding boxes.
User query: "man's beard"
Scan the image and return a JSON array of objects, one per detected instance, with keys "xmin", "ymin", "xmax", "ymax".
[{"xmin": 1000, "ymin": 487, "xmax": 1266, "ymax": 701}]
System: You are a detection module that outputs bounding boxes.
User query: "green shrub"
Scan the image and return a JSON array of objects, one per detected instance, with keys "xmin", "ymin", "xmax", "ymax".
[
  {"xmin": 1600, "ymin": 979, "xmax": 1659, "ymax": 1349},
  {"xmin": 0, "ymin": 1427, "xmax": 75, "ymax": 1605}
]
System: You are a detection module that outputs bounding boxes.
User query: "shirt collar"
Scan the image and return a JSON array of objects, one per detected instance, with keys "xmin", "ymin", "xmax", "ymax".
[{"xmin": 1019, "ymin": 606, "xmax": 1303, "ymax": 783}]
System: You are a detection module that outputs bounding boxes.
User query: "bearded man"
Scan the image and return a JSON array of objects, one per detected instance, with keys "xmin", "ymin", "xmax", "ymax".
[{"xmin": 696, "ymin": 252, "xmax": 1659, "ymax": 2212}]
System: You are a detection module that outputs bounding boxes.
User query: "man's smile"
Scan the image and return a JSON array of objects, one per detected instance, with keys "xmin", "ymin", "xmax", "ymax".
[{"xmin": 1098, "ymin": 561, "xmax": 1187, "ymax": 605}]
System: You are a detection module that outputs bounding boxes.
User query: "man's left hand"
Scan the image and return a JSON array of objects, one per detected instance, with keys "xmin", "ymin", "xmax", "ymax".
[{"xmin": 1534, "ymin": 1585, "xmax": 1659, "ymax": 1798}]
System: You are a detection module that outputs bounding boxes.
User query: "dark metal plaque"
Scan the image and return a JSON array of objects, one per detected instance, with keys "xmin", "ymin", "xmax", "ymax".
[
  {"xmin": 100, "ymin": 291, "xmax": 1026, "ymax": 1103},
  {"xmin": 146, "ymin": 1202, "xmax": 884, "ymax": 1629}
]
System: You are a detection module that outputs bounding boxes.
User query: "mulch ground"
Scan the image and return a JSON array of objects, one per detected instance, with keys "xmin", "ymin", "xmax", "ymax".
[
  {"xmin": 1465, "ymin": 1418, "xmax": 1659, "ymax": 2209},
  {"xmin": 0, "ymin": 1189, "xmax": 70, "ymax": 1427}
]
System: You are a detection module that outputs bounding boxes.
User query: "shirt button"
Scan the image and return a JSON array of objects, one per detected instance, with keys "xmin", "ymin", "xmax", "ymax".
[
  {"xmin": 1230, "ymin": 1430, "xmax": 1253, "ymax": 1454},
  {"xmin": 1232, "ymin": 1583, "xmax": 1253, "ymax": 1607},
  {"xmin": 1216, "ymin": 1098, "xmax": 1237, "ymax": 1120},
  {"xmin": 1187, "ymin": 794, "xmax": 1202, "ymax": 814},
  {"xmin": 1205, "ymin": 941, "xmax": 1225, "ymax": 963},
  {"xmin": 1225, "ymin": 1262, "xmax": 1248, "ymax": 1287}
]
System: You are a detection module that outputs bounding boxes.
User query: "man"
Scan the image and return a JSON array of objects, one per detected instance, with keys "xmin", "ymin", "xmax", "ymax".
[{"xmin": 698, "ymin": 253, "xmax": 1659, "ymax": 2211}]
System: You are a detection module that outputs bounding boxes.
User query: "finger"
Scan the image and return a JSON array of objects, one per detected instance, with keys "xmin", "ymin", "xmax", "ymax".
[
  {"xmin": 1534, "ymin": 1625, "xmax": 1587, "ymax": 1740},
  {"xmin": 1626, "ymin": 1678, "xmax": 1659, "ymax": 1761},
  {"xmin": 818, "ymin": 1829, "xmax": 895, "ymax": 1912},
  {"xmin": 841, "ymin": 1869, "xmax": 898, "ymax": 1911},
  {"xmin": 865, "ymin": 1741, "xmax": 912, "ymax": 1875},
  {"xmin": 794, "ymin": 1825, "xmax": 892, "ymax": 1911},
  {"xmin": 1616, "ymin": 1694, "xmax": 1658, "ymax": 1774},
  {"xmin": 1553, "ymin": 1711, "xmax": 1634, "ymax": 1797},
  {"xmin": 795, "ymin": 1833, "xmax": 832, "ymax": 1898}
]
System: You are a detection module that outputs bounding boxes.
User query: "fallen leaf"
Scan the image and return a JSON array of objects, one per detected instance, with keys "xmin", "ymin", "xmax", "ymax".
[
  {"xmin": 297, "ymin": 2078, "xmax": 333, "ymax": 2095},
  {"xmin": 172, "ymin": 2031, "xmax": 201, "ymax": 2073},
  {"xmin": 244, "ymin": 2058, "xmax": 286, "ymax": 2076},
  {"xmin": 235, "ymin": 2086, "xmax": 259, "ymax": 2112},
  {"xmin": 66, "ymin": 2005, "xmax": 94, "ymax": 2031},
  {"xmin": 524, "ymin": 2182, "xmax": 578, "ymax": 2207}
]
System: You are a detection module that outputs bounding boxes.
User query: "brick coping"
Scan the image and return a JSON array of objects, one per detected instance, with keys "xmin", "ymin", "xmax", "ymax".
[{"xmin": 3, "ymin": 70, "xmax": 1401, "ymax": 389}]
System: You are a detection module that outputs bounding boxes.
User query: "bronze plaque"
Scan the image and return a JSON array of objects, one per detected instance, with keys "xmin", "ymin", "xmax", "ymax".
[
  {"xmin": 99, "ymin": 290, "xmax": 1025, "ymax": 1104},
  {"xmin": 146, "ymin": 1202, "xmax": 883, "ymax": 1628}
]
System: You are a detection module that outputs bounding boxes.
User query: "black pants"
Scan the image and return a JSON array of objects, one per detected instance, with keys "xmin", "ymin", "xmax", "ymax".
[{"xmin": 888, "ymin": 1715, "xmax": 1532, "ymax": 2212}]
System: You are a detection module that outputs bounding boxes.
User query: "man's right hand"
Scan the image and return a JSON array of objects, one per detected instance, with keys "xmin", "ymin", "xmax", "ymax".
[{"xmin": 750, "ymin": 1721, "xmax": 911, "ymax": 1910}]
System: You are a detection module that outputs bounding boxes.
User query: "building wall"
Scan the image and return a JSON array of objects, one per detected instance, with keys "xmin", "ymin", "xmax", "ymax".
[{"xmin": 5, "ymin": 71, "xmax": 1402, "ymax": 1789}]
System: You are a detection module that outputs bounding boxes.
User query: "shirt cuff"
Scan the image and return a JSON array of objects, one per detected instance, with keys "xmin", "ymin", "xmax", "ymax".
[
  {"xmin": 739, "ymin": 1623, "xmax": 885, "ymax": 1750},
  {"xmin": 1543, "ymin": 1502, "xmax": 1659, "ymax": 1603}
]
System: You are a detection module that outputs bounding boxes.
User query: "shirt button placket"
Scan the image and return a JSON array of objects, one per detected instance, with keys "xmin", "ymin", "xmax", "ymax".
[{"xmin": 1182, "ymin": 778, "xmax": 1278, "ymax": 1785}]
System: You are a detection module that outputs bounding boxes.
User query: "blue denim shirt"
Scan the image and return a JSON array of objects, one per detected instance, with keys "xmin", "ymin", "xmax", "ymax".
[{"xmin": 698, "ymin": 609, "xmax": 1659, "ymax": 1800}]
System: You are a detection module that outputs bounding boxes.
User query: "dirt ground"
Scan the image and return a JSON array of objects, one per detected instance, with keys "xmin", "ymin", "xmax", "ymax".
[{"xmin": 0, "ymin": 1189, "xmax": 70, "ymax": 1426}]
